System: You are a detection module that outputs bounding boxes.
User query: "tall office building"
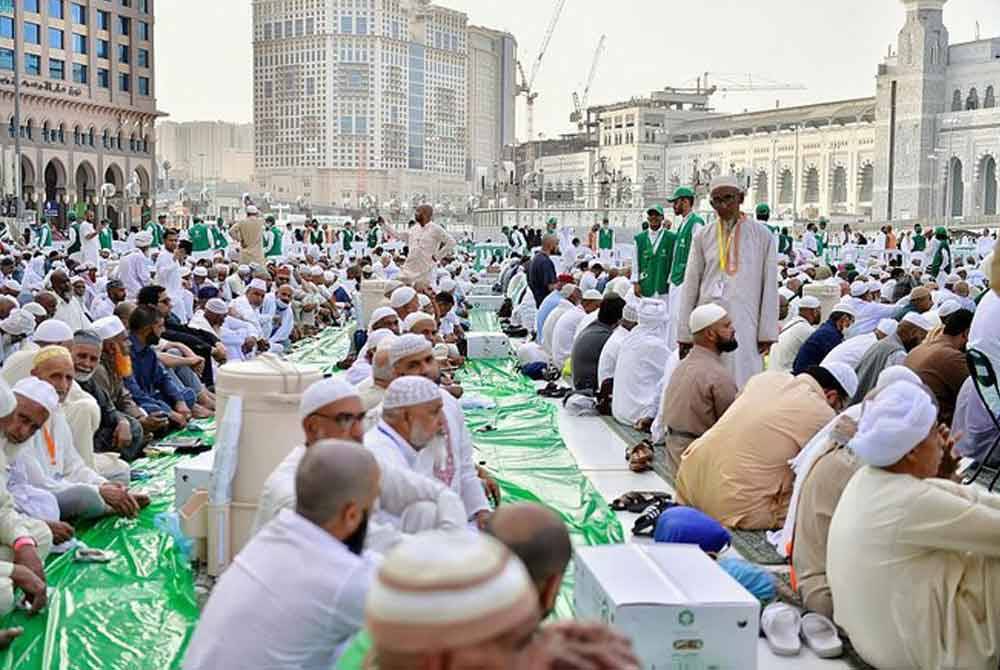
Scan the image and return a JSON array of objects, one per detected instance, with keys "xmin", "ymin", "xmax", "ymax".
[
  {"xmin": 253, "ymin": 0, "xmax": 512, "ymax": 211},
  {"xmin": 0, "ymin": 0, "xmax": 160, "ymax": 226},
  {"xmin": 466, "ymin": 25, "xmax": 516, "ymax": 193},
  {"xmin": 156, "ymin": 120, "xmax": 254, "ymax": 187}
]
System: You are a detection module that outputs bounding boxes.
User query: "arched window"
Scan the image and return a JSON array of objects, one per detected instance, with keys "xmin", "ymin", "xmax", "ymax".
[
  {"xmin": 116, "ymin": 131, "xmax": 123, "ymax": 150},
  {"xmin": 73, "ymin": 125, "xmax": 81, "ymax": 145},
  {"xmin": 966, "ymin": 87, "xmax": 980, "ymax": 111},
  {"xmin": 7, "ymin": 117, "xmax": 13, "ymax": 138},
  {"xmin": 25, "ymin": 119, "xmax": 33, "ymax": 140},
  {"xmin": 952, "ymin": 89, "xmax": 963, "ymax": 112},
  {"xmin": 129, "ymin": 133, "xmax": 136, "ymax": 152},
  {"xmin": 57, "ymin": 123, "xmax": 65, "ymax": 143},
  {"xmin": 142, "ymin": 135, "xmax": 149, "ymax": 153},
  {"xmin": 41, "ymin": 120, "xmax": 51, "ymax": 143},
  {"xmin": 102, "ymin": 129, "xmax": 110, "ymax": 148},
  {"xmin": 88, "ymin": 127, "xmax": 95, "ymax": 147},
  {"xmin": 985, "ymin": 86, "xmax": 996, "ymax": 109}
]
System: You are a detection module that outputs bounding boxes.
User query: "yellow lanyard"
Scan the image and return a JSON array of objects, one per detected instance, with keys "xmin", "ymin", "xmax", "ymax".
[{"xmin": 716, "ymin": 219, "xmax": 741, "ymax": 275}]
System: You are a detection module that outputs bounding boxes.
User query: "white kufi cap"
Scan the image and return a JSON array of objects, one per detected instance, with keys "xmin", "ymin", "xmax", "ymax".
[
  {"xmin": 205, "ymin": 298, "xmax": 229, "ymax": 316},
  {"xmin": 383, "ymin": 375, "xmax": 441, "ymax": 410},
  {"xmin": 389, "ymin": 286, "xmax": 417, "ymax": 309},
  {"xmin": 388, "ymin": 333, "xmax": 432, "ymax": 367},
  {"xmin": 33, "ymin": 319, "xmax": 74, "ymax": 344},
  {"xmin": 0, "ymin": 309, "xmax": 35, "ymax": 337},
  {"xmin": 709, "ymin": 175, "xmax": 744, "ymax": 194},
  {"xmin": 299, "ymin": 377, "xmax": 358, "ymax": 419},
  {"xmin": 12, "ymin": 376, "xmax": 59, "ymax": 415},
  {"xmin": 248, "ymin": 278, "xmax": 268, "ymax": 292},
  {"xmin": 820, "ymin": 361, "xmax": 859, "ymax": 399},
  {"xmin": 93, "ymin": 315, "xmax": 126, "ymax": 341},
  {"xmin": 876, "ymin": 318, "xmax": 898, "ymax": 337},
  {"xmin": 689, "ymin": 303, "xmax": 727, "ymax": 334}
]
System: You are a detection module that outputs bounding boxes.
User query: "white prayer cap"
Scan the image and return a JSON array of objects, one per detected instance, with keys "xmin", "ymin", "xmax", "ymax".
[
  {"xmin": 246, "ymin": 205, "xmax": 260, "ymax": 215},
  {"xmin": 134, "ymin": 230, "xmax": 154, "ymax": 248},
  {"xmin": 709, "ymin": 174, "xmax": 744, "ymax": 194},
  {"xmin": 193, "ymin": 266, "xmax": 209, "ymax": 278},
  {"xmin": 638, "ymin": 298, "xmax": 668, "ymax": 325},
  {"xmin": 832, "ymin": 299, "xmax": 856, "ymax": 318},
  {"xmin": 310, "ymin": 265, "xmax": 324, "ymax": 276},
  {"xmin": 820, "ymin": 362, "xmax": 859, "ymax": 399},
  {"xmin": 901, "ymin": 311, "xmax": 931, "ymax": 331},
  {"xmin": 238, "ymin": 264, "xmax": 251, "ymax": 274},
  {"xmin": 689, "ymin": 303, "xmax": 727, "ymax": 334},
  {"xmin": 875, "ymin": 318, "xmax": 898, "ymax": 337},
  {"xmin": 438, "ymin": 277, "xmax": 457, "ymax": 293},
  {"xmin": 875, "ymin": 365, "xmax": 921, "ymax": 392},
  {"xmin": 582, "ymin": 289, "xmax": 603, "ymax": 301},
  {"xmin": 205, "ymin": 298, "xmax": 229, "ymax": 316},
  {"xmin": 34, "ymin": 319, "xmax": 73, "ymax": 344},
  {"xmin": 23, "ymin": 303, "xmax": 47, "ymax": 318},
  {"xmin": 383, "ymin": 375, "xmax": 441, "ymax": 410},
  {"xmin": 937, "ymin": 299, "xmax": 962, "ymax": 317},
  {"xmin": 849, "ymin": 281, "xmax": 868, "ymax": 297},
  {"xmin": 370, "ymin": 306, "xmax": 399, "ymax": 326},
  {"xmin": 0, "ymin": 378, "xmax": 13, "ymax": 417},
  {"xmin": 179, "ymin": 266, "xmax": 192, "ymax": 278},
  {"xmin": 388, "ymin": 333, "xmax": 433, "ymax": 367},
  {"xmin": 323, "ymin": 271, "xmax": 336, "ymax": 282},
  {"xmin": 366, "ymin": 531, "xmax": 538, "ymax": 654},
  {"xmin": 849, "ymin": 381, "xmax": 937, "ymax": 467},
  {"xmin": 945, "ymin": 273, "xmax": 961, "ymax": 284},
  {"xmin": 12, "ymin": 376, "xmax": 59, "ymax": 415},
  {"xmin": 403, "ymin": 312, "xmax": 436, "ymax": 332},
  {"xmin": 0, "ymin": 309, "xmax": 34, "ymax": 336},
  {"xmin": 390, "ymin": 286, "xmax": 417, "ymax": 309},
  {"xmin": 867, "ymin": 280, "xmax": 881, "ymax": 294},
  {"xmin": 417, "ymin": 294, "xmax": 431, "ymax": 308},
  {"xmin": 299, "ymin": 377, "xmax": 358, "ymax": 419},
  {"xmin": 3, "ymin": 279, "xmax": 20, "ymax": 292},
  {"xmin": 798, "ymin": 295, "xmax": 822, "ymax": 310},
  {"xmin": 622, "ymin": 303, "xmax": 639, "ymax": 323},
  {"xmin": 778, "ymin": 287, "xmax": 795, "ymax": 301},
  {"xmin": 93, "ymin": 315, "xmax": 126, "ymax": 341},
  {"xmin": 248, "ymin": 278, "xmax": 268, "ymax": 292},
  {"xmin": 559, "ymin": 283, "xmax": 579, "ymax": 298},
  {"xmin": 366, "ymin": 329, "xmax": 397, "ymax": 354}
]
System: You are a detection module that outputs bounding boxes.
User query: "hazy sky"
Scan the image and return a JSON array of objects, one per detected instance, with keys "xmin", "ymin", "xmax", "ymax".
[{"xmin": 156, "ymin": 0, "xmax": 998, "ymax": 140}]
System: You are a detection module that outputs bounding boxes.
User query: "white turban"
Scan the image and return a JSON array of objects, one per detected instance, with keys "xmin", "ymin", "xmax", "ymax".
[
  {"xmin": 582, "ymin": 289, "xmax": 603, "ymax": 301},
  {"xmin": 875, "ymin": 318, "xmax": 898, "ymax": 337},
  {"xmin": 937, "ymin": 299, "xmax": 962, "ymax": 318},
  {"xmin": 867, "ymin": 280, "xmax": 881, "ymax": 294},
  {"xmin": 193, "ymin": 266, "xmax": 209, "ymax": 278},
  {"xmin": 12, "ymin": 376, "xmax": 59, "ymax": 415},
  {"xmin": 93, "ymin": 315, "xmax": 125, "ymax": 341},
  {"xmin": 403, "ymin": 312, "xmax": 436, "ymax": 332},
  {"xmin": 388, "ymin": 333, "xmax": 432, "ymax": 367},
  {"xmin": 417, "ymin": 294, "xmax": 431, "ymax": 308},
  {"xmin": 299, "ymin": 377, "xmax": 358, "ymax": 419},
  {"xmin": 849, "ymin": 381, "xmax": 937, "ymax": 467},
  {"xmin": 820, "ymin": 362, "xmax": 859, "ymax": 399},
  {"xmin": 323, "ymin": 271, "xmax": 336, "ymax": 283},
  {"xmin": 709, "ymin": 175, "xmax": 744, "ymax": 194},
  {"xmin": 689, "ymin": 303, "xmax": 727, "ymax": 334},
  {"xmin": 901, "ymin": 311, "xmax": 932, "ymax": 331},
  {"xmin": 849, "ymin": 281, "xmax": 868, "ymax": 298},
  {"xmin": 390, "ymin": 287, "xmax": 417, "ymax": 309},
  {"xmin": 205, "ymin": 299, "xmax": 229, "ymax": 316},
  {"xmin": 34, "ymin": 319, "xmax": 74, "ymax": 344},
  {"xmin": 438, "ymin": 278, "xmax": 457, "ymax": 294},
  {"xmin": 778, "ymin": 287, "xmax": 795, "ymax": 301},
  {"xmin": 248, "ymin": 278, "xmax": 268, "ymax": 292},
  {"xmin": 0, "ymin": 309, "xmax": 35, "ymax": 337},
  {"xmin": 134, "ymin": 230, "xmax": 154, "ymax": 248},
  {"xmin": 622, "ymin": 303, "xmax": 638, "ymax": 323},
  {"xmin": 559, "ymin": 284, "xmax": 579, "ymax": 299},
  {"xmin": 383, "ymin": 375, "xmax": 441, "ymax": 410},
  {"xmin": 875, "ymin": 365, "xmax": 921, "ymax": 392},
  {"xmin": 831, "ymin": 299, "xmax": 856, "ymax": 318},
  {"xmin": 638, "ymin": 298, "xmax": 667, "ymax": 326},
  {"xmin": 798, "ymin": 296, "xmax": 821, "ymax": 310},
  {"xmin": 22, "ymin": 303, "xmax": 47, "ymax": 318}
]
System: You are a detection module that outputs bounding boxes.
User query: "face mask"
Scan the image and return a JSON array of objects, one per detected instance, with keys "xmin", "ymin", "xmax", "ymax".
[
  {"xmin": 75, "ymin": 368, "xmax": 96, "ymax": 383},
  {"xmin": 115, "ymin": 348, "xmax": 133, "ymax": 378},
  {"xmin": 343, "ymin": 510, "xmax": 369, "ymax": 556}
]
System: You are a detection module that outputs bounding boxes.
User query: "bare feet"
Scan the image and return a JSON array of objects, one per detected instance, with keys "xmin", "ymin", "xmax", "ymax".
[{"xmin": 0, "ymin": 627, "xmax": 23, "ymax": 649}]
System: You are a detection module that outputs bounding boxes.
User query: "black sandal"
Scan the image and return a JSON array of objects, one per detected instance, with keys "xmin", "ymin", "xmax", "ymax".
[
  {"xmin": 631, "ymin": 497, "xmax": 678, "ymax": 537},
  {"xmin": 610, "ymin": 491, "xmax": 672, "ymax": 513}
]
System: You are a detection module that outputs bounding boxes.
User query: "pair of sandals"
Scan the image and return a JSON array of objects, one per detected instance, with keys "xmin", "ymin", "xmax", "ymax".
[
  {"xmin": 761, "ymin": 603, "xmax": 843, "ymax": 659},
  {"xmin": 537, "ymin": 382, "xmax": 572, "ymax": 399},
  {"xmin": 626, "ymin": 441, "xmax": 654, "ymax": 473},
  {"xmin": 609, "ymin": 490, "xmax": 672, "ymax": 514}
]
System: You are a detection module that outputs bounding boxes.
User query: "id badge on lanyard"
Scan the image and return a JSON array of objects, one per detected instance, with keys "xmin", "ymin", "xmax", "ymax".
[{"xmin": 711, "ymin": 278, "xmax": 726, "ymax": 299}]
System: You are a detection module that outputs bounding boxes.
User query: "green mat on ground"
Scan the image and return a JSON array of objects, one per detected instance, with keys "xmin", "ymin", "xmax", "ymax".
[
  {"xmin": 284, "ymin": 322, "xmax": 356, "ymax": 373},
  {"xmin": 468, "ymin": 309, "xmax": 501, "ymax": 333},
  {"xmin": 335, "ymin": 356, "xmax": 624, "ymax": 670},
  {"xmin": 0, "ymin": 454, "xmax": 199, "ymax": 670}
]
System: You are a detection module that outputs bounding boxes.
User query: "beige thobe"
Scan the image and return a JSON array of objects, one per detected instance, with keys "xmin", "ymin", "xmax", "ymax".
[
  {"xmin": 229, "ymin": 218, "xmax": 266, "ymax": 266},
  {"xmin": 676, "ymin": 217, "xmax": 779, "ymax": 389},
  {"xmin": 383, "ymin": 220, "xmax": 456, "ymax": 283},
  {"xmin": 674, "ymin": 371, "xmax": 834, "ymax": 529},
  {"xmin": 829, "ymin": 468, "xmax": 1000, "ymax": 670}
]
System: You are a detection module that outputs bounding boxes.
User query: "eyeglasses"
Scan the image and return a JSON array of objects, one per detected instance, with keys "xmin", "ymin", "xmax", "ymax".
[
  {"xmin": 312, "ymin": 411, "xmax": 367, "ymax": 428},
  {"xmin": 710, "ymin": 193, "xmax": 740, "ymax": 206}
]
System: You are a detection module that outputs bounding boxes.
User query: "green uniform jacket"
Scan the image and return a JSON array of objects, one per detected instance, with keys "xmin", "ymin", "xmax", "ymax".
[
  {"xmin": 912, "ymin": 234, "xmax": 927, "ymax": 252},
  {"xmin": 98, "ymin": 226, "xmax": 114, "ymax": 251},
  {"xmin": 210, "ymin": 225, "xmax": 229, "ymax": 250},
  {"xmin": 598, "ymin": 227, "xmax": 614, "ymax": 250},
  {"xmin": 779, "ymin": 234, "xmax": 794, "ymax": 256},
  {"xmin": 266, "ymin": 225, "xmax": 283, "ymax": 257},
  {"xmin": 367, "ymin": 228, "xmax": 381, "ymax": 248},
  {"xmin": 66, "ymin": 222, "xmax": 82, "ymax": 255},
  {"xmin": 189, "ymin": 224, "xmax": 211, "ymax": 253},
  {"xmin": 310, "ymin": 229, "xmax": 325, "ymax": 246},
  {"xmin": 817, "ymin": 231, "xmax": 828, "ymax": 256},
  {"xmin": 34, "ymin": 224, "xmax": 52, "ymax": 248},
  {"xmin": 145, "ymin": 221, "xmax": 164, "ymax": 248},
  {"xmin": 635, "ymin": 229, "xmax": 675, "ymax": 297},
  {"xmin": 343, "ymin": 229, "xmax": 355, "ymax": 248},
  {"xmin": 669, "ymin": 213, "xmax": 705, "ymax": 286},
  {"xmin": 929, "ymin": 240, "xmax": 952, "ymax": 276}
]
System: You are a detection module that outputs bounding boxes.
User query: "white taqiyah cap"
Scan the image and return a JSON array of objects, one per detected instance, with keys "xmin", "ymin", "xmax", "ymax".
[
  {"xmin": 179, "ymin": 266, "xmax": 192, "ymax": 278},
  {"xmin": 4, "ymin": 279, "xmax": 20, "ymax": 292},
  {"xmin": 849, "ymin": 281, "xmax": 868, "ymax": 297},
  {"xmin": 639, "ymin": 298, "xmax": 668, "ymax": 325},
  {"xmin": 248, "ymin": 278, "xmax": 268, "ymax": 292},
  {"xmin": 33, "ymin": 319, "xmax": 73, "ymax": 344},
  {"xmin": 193, "ymin": 266, "xmax": 209, "ymax": 277},
  {"xmin": 778, "ymin": 287, "xmax": 795, "ymax": 301},
  {"xmin": 365, "ymin": 329, "xmax": 397, "ymax": 355},
  {"xmin": 582, "ymin": 289, "xmax": 603, "ymax": 301},
  {"xmin": 370, "ymin": 306, "xmax": 399, "ymax": 327},
  {"xmin": 0, "ymin": 309, "xmax": 35, "ymax": 337},
  {"xmin": 299, "ymin": 377, "xmax": 358, "ymax": 419},
  {"xmin": 93, "ymin": 315, "xmax": 126, "ymax": 341},
  {"xmin": 867, "ymin": 280, "xmax": 881, "ymax": 293},
  {"xmin": 417, "ymin": 294, "xmax": 431, "ymax": 308},
  {"xmin": 849, "ymin": 381, "xmax": 937, "ymax": 467},
  {"xmin": 383, "ymin": 375, "xmax": 441, "ymax": 411},
  {"xmin": 390, "ymin": 286, "xmax": 417, "ymax": 309},
  {"xmin": 832, "ymin": 299, "xmax": 856, "ymax": 318},
  {"xmin": 0, "ymin": 377, "xmax": 14, "ymax": 417},
  {"xmin": 246, "ymin": 205, "xmax": 260, "ymax": 215},
  {"xmin": 709, "ymin": 175, "xmax": 744, "ymax": 194},
  {"xmin": 689, "ymin": 303, "xmax": 727, "ymax": 334},
  {"xmin": 323, "ymin": 271, "xmax": 336, "ymax": 282},
  {"xmin": 238, "ymin": 264, "xmax": 251, "ymax": 274},
  {"xmin": 438, "ymin": 278, "xmax": 457, "ymax": 293},
  {"xmin": 937, "ymin": 299, "xmax": 962, "ymax": 317},
  {"xmin": 901, "ymin": 311, "xmax": 932, "ymax": 330},
  {"xmin": 797, "ymin": 295, "xmax": 822, "ymax": 309},
  {"xmin": 388, "ymin": 333, "xmax": 433, "ymax": 367},
  {"xmin": 205, "ymin": 298, "xmax": 229, "ymax": 315},
  {"xmin": 22, "ymin": 303, "xmax": 47, "ymax": 318},
  {"xmin": 622, "ymin": 303, "xmax": 639, "ymax": 323},
  {"xmin": 403, "ymin": 312, "xmax": 436, "ymax": 332},
  {"xmin": 12, "ymin": 376, "xmax": 59, "ymax": 415},
  {"xmin": 875, "ymin": 318, "xmax": 898, "ymax": 337},
  {"xmin": 134, "ymin": 230, "xmax": 154, "ymax": 248},
  {"xmin": 820, "ymin": 361, "xmax": 859, "ymax": 398},
  {"xmin": 559, "ymin": 284, "xmax": 579, "ymax": 298}
]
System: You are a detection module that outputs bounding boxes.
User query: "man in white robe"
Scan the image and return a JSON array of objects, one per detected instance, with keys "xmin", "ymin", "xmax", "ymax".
[
  {"xmin": 820, "ymin": 318, "xmax": 896, "ymax": 370},
  {"xmin": 117, "ymin": 230, "xmax": 153, "ymax": 300},
  {"xmin": 612, "ymin": 299, "xmax": 669, "ymax": 427},
  {"xmin": 597, "ymin": 303, "xmax": 637, "ymax": 387},
  {"xmin": 551, "ymin": 290, "xmax": 601, "ymax": 371},
  {"xmin": 677, "ymin": 175, "xmax": 779, "ymax": 389},
  {"xmin": 541, "ymin": 285, "xmax": 579, "ymax": 356},
  {"xmin": 767, "ymin": 295, "xmax": 821, "ymax": 372}
]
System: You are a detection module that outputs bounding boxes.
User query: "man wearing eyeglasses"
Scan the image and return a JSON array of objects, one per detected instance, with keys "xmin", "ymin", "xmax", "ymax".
[
  {"xmin": 251, "ymin": 377, "xmax": 466, "ymax": 552},
  {"xmin": 676, "ymin": 175, "xmax": 778, "ymax": 389}
]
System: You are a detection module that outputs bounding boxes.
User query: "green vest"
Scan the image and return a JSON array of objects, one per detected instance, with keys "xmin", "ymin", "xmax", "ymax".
[
  {"xmin": 98, "ymin": 226, "xmax": 113, "ymax": 251},
  {"xmin": 310, "ymin": 229, "xmax": 325, "ymax": 246},
  {"xmin": 912, "ymin": 234, "xmax": 927, "ymax": 252},
  {"xmin": 669, "ymin": 213, "xmax": 705, "ymax": 286},
  {"xmin": 343, "ymin": 229, "xmax": 355, "ymax": 248},
  {"xmin": 816, "ymin": 231, "xmax": 828, "ymax": 255},
  {"xmin": 35, "ymin": 224, "xmax": 52, "ymax": 248},
  {"xmin": 189, "ymin": 224, "xmax": 211, "ymax": 253},
  {"xmin": 929, "ymin": 239, "xmax": 952, "ymax": 276},
  {"xmin": 634, "ymin": 229, "xmax": 675, "ymax": 297},
  {"xmin": 367, "ymin": 227, "xmax": 380, "ymax": 248},
  {"xmin": 598, "ymin": 227, "xmax": 614, "ymax": 250},
  {"xmin": 779, "ymin": 234, "xmax": 793, "ymax": 255},
  {"xmin": 266, "ymin": 225, "xmax": 283, "ymax": 257},
  {"xmin": 66, "ymin": 222, "xmax": 82, "ymax": 255},
  {"xmin": 210, "ymin": 225, "xmax": 229, "ymax": 250},
  {"xmin": 145, "ymin": 221, "xmax": 164, "ymax": 248}
]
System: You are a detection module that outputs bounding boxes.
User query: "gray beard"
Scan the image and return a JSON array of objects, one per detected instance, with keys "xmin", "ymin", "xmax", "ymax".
[{"xmin": 75, "ymin": 369, "xmax": 97, "ymax": 383}]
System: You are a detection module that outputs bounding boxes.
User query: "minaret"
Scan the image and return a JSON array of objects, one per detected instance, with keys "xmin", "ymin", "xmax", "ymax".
[{"xmin": 873, "ymin": 0, "xmax": 949, "ymax": 220}]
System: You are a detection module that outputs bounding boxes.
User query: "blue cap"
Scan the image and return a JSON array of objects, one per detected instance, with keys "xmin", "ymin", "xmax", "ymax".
[{"xmin": 653, "ymin": 506, "xmax": 731, "ymax": 553}]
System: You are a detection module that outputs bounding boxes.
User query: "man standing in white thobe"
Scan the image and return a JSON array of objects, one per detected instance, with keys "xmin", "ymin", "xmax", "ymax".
[
  {"xmin": 379, "ymin": 205, "xmax": 455, "ymax": 284},
  {"xmin": 677, "ymin": 175, "xmax": 778, "ymax": 389},
  {"xmin": 117, "ymin": 230, "xmax": 153, "ymax": 300}
]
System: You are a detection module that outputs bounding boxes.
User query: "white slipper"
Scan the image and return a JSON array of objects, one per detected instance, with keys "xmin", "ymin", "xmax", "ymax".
[
  {"xmin": 761, "ymin": 602, "xmax": 802, "ymax": 656},
  {"xmin": 800, "ymin": 612, "xmax": 843, "ymax": 658}
]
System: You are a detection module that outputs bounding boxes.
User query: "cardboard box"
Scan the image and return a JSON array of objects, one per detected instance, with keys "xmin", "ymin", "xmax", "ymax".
[
  {"xmin": 466, "ymin": 294, "xmax": 506, "ymax": 311},
  {"xmin": 574, "ymin": 544, "xmax": 759, "ymax": 670},
  {"xmin": 175, "ymin": 449, "xmax": 215, "ymax": 510},
  {"xmin": 466, "ymin": 332, "xmax": 511, "ymax": 359}
]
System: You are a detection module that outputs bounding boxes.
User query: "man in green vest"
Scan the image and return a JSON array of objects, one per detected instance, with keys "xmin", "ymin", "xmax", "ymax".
[
  {"xmin": 188, "ymin": 217, "xmax": 213, "ymax": 260},
  {"xmin": 630, "ymin": 204, "xmax": 675, "ymax": 301},
  {"xmin": 264, "ymin": 215, "xmax": 283, "ymax": 260},
  {"xmin": 928, "ymin": 226, "xmax": 952, "ymax": 280},
  {"xmin": 145, "ymin": 213, "xmax": 166, "ymax": 249},
  {"xmin": 210, "ymin": 217, "xmax": 229, "ymax": 252},
  {"xmin": 817, "ymin": 218, "xmax": 829, "ymax": 260},
  {"xmin": 30, "ymin": 214, "xmax": 53, "ymax": 250},
  {"xmin": 597, "ymin": 217, "xmax": 615, "ymax": 262},
  {"xmin": 778, "ymin": 227, "xmax": 794, "ymax": 259},
  {"xmin": 98, "ymin": 218, "xmax": 114, "ymax": 253},
  {"xmin": 911, "ymin": 223, "xmax": 927, "ymax": 266},
  {"xmin": 366, "ymin": 219, "xmax": 382, "ymax": 249},
  {"xmin": 666, "ymin": 186, "xmax": 705, "ymax": 347},
  {"xmin": 342, "ymin": 221, "xmax": 356, "ymax": 258},
  {"xmin": 65, "ymin": 211, "xmax": 83, "ymax": 258}
]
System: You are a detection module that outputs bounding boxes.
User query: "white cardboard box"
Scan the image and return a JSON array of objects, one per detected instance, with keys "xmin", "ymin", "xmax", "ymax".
[
  {"xmin": 574, "ymin": 544, "xmax": 759, "ymax": 670},
  {"xmin": 466, "ymin": 294, "xmax": 506, "ymax": 311},
  {"xmin": 175, "ymin": 449, "xmax": 215, "ymax": 510},
  {"xmin": 466, "ymin": 332, "xmax": 511, "ymax": 359}
]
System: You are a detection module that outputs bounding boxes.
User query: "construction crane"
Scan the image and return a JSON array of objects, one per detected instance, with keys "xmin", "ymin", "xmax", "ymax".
[
  {"xmin": 694, "ymin": 72, "xmax": 807, "ymax": 95},
  {"xmin": 516, "ymin": 0, "xmax": 567, "ymax": 142},
  {"xmin": 570, "ymin": 34, "xmax": 606, "ymax": 131}
]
